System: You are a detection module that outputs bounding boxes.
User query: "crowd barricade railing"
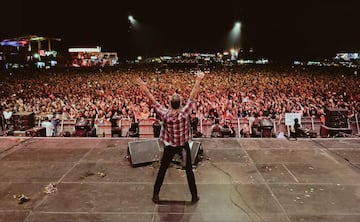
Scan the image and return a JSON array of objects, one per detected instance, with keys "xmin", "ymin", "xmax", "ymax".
[
  {"xmin": 198, "ymin": 118, "xmax": 248, "ymax": 138},
  {"xmin": 274, "ymin": 116, "xmax": 321, "ymax": 137},
  {"xmin": 138, "ymin": 118, "xmax": 158, "ymax": 138},
  {"xmin": 349, "ymin": 114, "xmax": 360, "ymax": 136},
  {"xmin": 96, "ymin": 119, "xmax": 111, "ymax": 137},
  {"xmin": 52, "ymin": 113, "xmax": 360, "ymax": 138},
  {"xmin": 200, "ymin": 119, "xmax": 213, "ymax": 137},
  {"xmin": 59, "ymin": 119, "xmax": 77, "ymax": 136},
  {"xmin": 355, "ymin": 113, "xmax": 360, "ymax": 135},
  {"xmin": 237, "ymin": 118, "xmax": 252, "ymax": 138}
]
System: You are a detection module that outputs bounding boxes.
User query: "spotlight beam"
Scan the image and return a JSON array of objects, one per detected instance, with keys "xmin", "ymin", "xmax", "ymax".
[
  {"xmin": 230, "ymin": 21, "xmax": 241, "ymax": 46},
  {"xmin": 128, "ymin": 15, "xmax": 136, "ymax": 24}
]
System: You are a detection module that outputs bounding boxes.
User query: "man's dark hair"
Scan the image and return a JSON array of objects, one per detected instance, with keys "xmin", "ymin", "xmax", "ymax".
[{"xmin": 171, "ymin": 94, "xmax": 181, "ymax": 109}]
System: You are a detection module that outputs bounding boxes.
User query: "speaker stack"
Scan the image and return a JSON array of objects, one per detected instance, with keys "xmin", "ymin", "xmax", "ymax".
[
  {"xmin": 75, "ymin": 118, "xmax": 90, "ymax": 137},
  {"xmin": 13, "ymin": 112, "xmax": 35, "ymax": 131},
  {"xmin": 259, "ymin": 118, "xmax": 274, "ymax": 138},
  {"xmin": 320, "ymin": 107, "xmax": 352, "ymax": 137}
]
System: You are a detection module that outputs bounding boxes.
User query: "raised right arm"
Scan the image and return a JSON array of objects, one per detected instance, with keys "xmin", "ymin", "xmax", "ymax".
[{"xmin": 136, "ymin": 77, "xmax": 157, "ymax": 105}]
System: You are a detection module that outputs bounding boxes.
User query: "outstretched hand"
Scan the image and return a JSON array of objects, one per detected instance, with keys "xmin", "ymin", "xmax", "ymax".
[
  {"xmin": 196, "ymin": 71, "xmax": 205, "ymax": 80},
  {"xmin": 136, "ymin": 77, "xmax": 147, "ymax": 89},
  {"xmin": 189, "ymin": 71, "xmax": 205, "ymax": 99}
]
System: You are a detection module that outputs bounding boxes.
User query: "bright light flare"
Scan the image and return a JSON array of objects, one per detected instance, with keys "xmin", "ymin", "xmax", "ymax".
[
  {"xmin": 230, "ymin": 21, "xmax": 242, "ymax": 44},
  {"xmin": 128, "ymin": 15, "xmax": 136, "ymax": 24},
  {"xmin": 128, "ymin": 14, "xmax": 140, "ymax": 30}
]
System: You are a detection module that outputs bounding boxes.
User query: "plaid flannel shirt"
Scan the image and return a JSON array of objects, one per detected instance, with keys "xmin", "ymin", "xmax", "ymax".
[{"xmin": 155, "ymin": 99, "xmax": 194, "ymax": 147}]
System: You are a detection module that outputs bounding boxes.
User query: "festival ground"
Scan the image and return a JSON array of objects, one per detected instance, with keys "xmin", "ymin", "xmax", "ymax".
[{"xmin": 0, "ymin": 137, "xmax": 359, "ymax": 222}]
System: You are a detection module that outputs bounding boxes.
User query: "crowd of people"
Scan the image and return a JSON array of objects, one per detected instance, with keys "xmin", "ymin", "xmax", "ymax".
[{"xmin": 1, "ymin": 66, "xmax": 359, "ymax": 137}]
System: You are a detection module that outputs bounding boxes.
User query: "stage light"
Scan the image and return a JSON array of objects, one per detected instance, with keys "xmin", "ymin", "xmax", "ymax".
[
  {"xmin": 128, "ymin": 14, "xmax": 140, "ymax": 30},
  {"xmin": 128, "ymin": 15, "xmax": 135, "ymax": 24},
  {"xmin": 230, "ymin": 21, "xmax": 241, "ymax": 45},
  {"xmin": 226, "ymin": 21, "xmax": 242, "ymax": 60}
]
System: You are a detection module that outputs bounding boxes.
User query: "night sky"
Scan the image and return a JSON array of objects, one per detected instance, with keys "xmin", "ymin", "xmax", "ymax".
[{"xmin": 1, "ymin": 0, "xmax": 360, "ymax": 60}]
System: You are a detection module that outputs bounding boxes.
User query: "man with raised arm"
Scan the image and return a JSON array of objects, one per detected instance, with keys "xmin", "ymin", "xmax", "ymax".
[{"xmin": 136, "ymin": 71, "xmax": 204, "ymax": 204}]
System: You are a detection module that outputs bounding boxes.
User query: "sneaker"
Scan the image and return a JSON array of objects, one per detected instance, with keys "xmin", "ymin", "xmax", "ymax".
[
  {"xmin": 191, "ymin": 196, "xmax": 199, "ymax": 204},
  {"xmin": 152, "ymin": 195, "xmax": 159, "ymax": 204}
]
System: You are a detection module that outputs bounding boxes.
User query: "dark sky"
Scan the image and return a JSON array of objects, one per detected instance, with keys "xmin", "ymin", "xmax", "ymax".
[{"xmin": 1, "ymin": 0, "xmax": 360, "ymax": 60}]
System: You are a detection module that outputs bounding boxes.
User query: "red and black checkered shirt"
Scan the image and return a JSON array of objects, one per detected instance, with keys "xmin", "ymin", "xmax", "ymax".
[{"xmin": 155, "ymin": 99, "xmax": 194, "ymax": 147}]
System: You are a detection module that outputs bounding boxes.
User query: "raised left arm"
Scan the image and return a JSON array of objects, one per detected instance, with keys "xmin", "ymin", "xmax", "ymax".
[{"xmin": 189, "ymin": 71, "xmax": 205, "ymax": 100}]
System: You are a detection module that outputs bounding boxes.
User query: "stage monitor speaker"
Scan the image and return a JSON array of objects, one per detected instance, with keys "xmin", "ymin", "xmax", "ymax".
[
  {"xmin": 172, "ymin": 141, "xmax": 202, "ymax": 165},
  {"xmin": 25, "ymin": 127, "xmax": 46, "ymax": 137},
  {"xmin": 320, "ymin": 125, "xmax": 352, "ymax": 138},
  {"xmin": 128, "ymin": 139, "xmax": 162, "ymax": 167},
  {"xmin": 189, "ymin": 141, "xmax": 202, "ymax": 165},
  {"xmin": 13, "ymin": 130, "xmax": 27, "ymax": 137}
]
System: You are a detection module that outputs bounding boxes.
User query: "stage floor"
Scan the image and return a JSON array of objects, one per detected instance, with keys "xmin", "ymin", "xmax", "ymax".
[{"xmin": 0, "ymin": 137, "xmax": 359, "ymax": 222}]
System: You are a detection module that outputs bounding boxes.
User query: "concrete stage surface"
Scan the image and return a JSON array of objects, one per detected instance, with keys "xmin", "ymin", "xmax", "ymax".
[{"xmin": 0, "ymin": 137, "xmax": 359, "ymax": 222}]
